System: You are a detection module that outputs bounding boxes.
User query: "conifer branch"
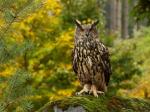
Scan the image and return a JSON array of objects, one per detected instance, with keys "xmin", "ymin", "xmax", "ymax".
[{"xmin": 0, "ymin": 0, "xmax": 44, "ymax": 64}]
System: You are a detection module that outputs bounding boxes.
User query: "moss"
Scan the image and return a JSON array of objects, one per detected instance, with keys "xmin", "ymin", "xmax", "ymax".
[
  {"xmin": 37, "ymin": 95, "xmax": 150, "ymax": 112},
  {"xmin": 107, "ymin": 97, "xmax": 150, "ymax": 112},
  {"xmin": 56, "ymin": 95, "xmax": 108, "ymax": 112}
]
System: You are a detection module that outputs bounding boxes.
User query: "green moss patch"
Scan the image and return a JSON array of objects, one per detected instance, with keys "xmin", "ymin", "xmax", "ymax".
[{"xmin": 37, "ymin": 95, "xmax": 150, "ymax": 112}]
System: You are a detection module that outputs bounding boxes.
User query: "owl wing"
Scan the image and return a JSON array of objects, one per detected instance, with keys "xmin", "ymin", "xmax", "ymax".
[
  {"xmin": 72, "ymin": 48, "xmax": 78, "ymax": 74},
  {"xmin": 99, "ymin": 42, "xmax": 112, "ymax": 86}
]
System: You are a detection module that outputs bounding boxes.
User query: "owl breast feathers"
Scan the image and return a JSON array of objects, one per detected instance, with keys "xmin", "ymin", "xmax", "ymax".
[{"xmin": 72, "ymin": 20, "xmax": 111, "ymax": 92}]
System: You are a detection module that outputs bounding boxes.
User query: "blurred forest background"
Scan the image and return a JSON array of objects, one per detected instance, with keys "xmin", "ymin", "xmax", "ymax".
[{"xmin": 0, "ymin": 0, "xmax": 150, "ymax": 111}]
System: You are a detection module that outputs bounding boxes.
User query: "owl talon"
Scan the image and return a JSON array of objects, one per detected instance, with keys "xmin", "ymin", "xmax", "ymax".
[
  {"xmin": 89, "ymin": 90, "xmax": 92, "ymax": 95},
  {"xmin": 90, "ymin": 85, "xmax": 104, "ymax": 97},
  {"xmin": 76, "ymin": 84, "xmax": 91, "ymax": 96},
  {"xmin": 94, "ymin": 93, "xmax": 99, "ymax": 98},
  {"xmin": 97, "ymin": 91, "xmax": 105, "ymax": 94},
  {"xmin": 75, "ymin": 92, "xmax": 81, "ymax": 96}
]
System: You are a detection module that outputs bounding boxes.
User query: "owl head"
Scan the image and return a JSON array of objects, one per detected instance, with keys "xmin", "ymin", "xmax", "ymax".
[{"xmin": 74, "ymin": 19, "xmax": 99, "ymax": 41}]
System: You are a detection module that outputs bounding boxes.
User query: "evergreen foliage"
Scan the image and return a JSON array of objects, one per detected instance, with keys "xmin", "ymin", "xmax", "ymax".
[
  {"xmin": 0, "ymin": 69, "xmax": 33, "ymax": 112},
  {"xmin": 132, "ymin": 0, "xmax": 150, "ymax": 23},
  {"xmin": 61, "ymin": 0, "xmax": 105, "ymax": 22},
  {"xmin": 60, "ymin": 0, "xmax": 106, "ymax": 34},
  {"xmin": 111, "ymin": 40, "xmax": 141, "ymax": 85},
  {"xmin": 0, "ymin": 0, "xmax": 44, "ymax": 111}
]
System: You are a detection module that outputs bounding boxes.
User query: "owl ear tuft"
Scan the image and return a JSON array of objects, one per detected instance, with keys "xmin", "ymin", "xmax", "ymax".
[
  {"xmin": 91, "ymin": 20, "xmax": 99, "ymax": 30},
  {"xmin": 75, "ymin": 19, "xmax": 83, "ymax": 30},
  {"xmin": 93, "ymin": 20, "xmax": 99, "ymax": 26}
]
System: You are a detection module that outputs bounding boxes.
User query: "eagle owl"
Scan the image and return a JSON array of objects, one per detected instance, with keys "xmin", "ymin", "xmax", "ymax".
[{"xmin": 72, "ymin": 20, "xmax": 111, "ymax": 97}]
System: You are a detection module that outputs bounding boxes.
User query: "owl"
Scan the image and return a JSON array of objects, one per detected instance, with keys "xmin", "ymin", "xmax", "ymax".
[{"xmin": 72, "ymin": 20, "xmax": 111, "ymax": 97}]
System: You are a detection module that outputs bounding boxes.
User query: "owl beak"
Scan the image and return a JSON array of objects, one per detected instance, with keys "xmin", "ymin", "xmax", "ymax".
[
  {"xmin": 86, "ymin": 33, "xmax": 89, "ymax": 37},
  {"xmin": 75, "ymin": 19, "xmax": 84, "ymax": 30}
]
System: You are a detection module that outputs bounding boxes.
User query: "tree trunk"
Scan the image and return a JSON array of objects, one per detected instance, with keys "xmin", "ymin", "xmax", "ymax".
[
  {"xmin": 115, "ymin": 0, "xmax": 121, "ymax": 38},
  {"xmin": 121, "ymin": 0, "xmax": 129, "ymax": 39},
  {"xmin": 109, "ymin": 0, "xmax": 117, "ymax": 35},
  {"xmin": 106, "ymin": 0, "xmax": 121, "ymax": 38}
]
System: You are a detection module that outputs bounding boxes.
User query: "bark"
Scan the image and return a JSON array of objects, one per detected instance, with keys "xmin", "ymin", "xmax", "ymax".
[
  {"xmin": 121, "ymin": 0, "xmax": 129, "ymax": 39},
  {"xmin": 109, "ymin": 0, "xmax": 117, "ymax": 34},
  {"xmin": 115, "ymin": 0, "xmax": 121, "ymax": 38},
  {"xmin": 106, "ymin": 0, "xmax": 121, "ymax": 38}
]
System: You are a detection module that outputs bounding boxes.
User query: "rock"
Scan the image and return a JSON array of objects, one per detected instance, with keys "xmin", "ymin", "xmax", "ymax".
[
  {"xmin": 54, "ymin": 105, "xmax": 86, "ymax": 112},
  {"xmin": 37, "ymin": 96, "xmax": 150, "ymax": 112}
]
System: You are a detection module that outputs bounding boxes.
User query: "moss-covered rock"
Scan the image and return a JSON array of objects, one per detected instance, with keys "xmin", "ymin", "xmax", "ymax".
[{"xmin": 37, "ymin": 95, "xmax": 150, "ymax": 112}]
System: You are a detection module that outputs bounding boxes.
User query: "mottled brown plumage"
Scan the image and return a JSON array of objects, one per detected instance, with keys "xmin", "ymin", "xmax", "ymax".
[{"xmin": 72, "ymin": 20, "xmax": 111, "ymax": 97}]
